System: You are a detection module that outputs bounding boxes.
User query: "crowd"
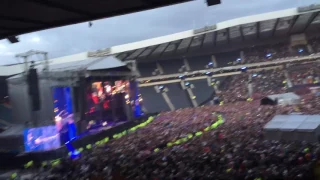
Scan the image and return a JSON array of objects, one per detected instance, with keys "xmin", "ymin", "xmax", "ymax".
[
  {"xmin": 251, "ymin": 69, "xmax": 287, "ymax": 98},
  {"xmin": 310, "ymin": 36, "xmax": 320, "ymax": 53},
  {"xmin": 31, "ymin": 94, "xmax": 320, "ymax": 180},
  {"xmin": 219, "ymin": 74, "xmax": 249, "ymax": 103},
  {"xmin": 288, "ymin": 62, "xmax": 320, "ymax": 85},
  {"xmin": 244, "ymin": 43, "xmax": 294, "ymax": 64}
]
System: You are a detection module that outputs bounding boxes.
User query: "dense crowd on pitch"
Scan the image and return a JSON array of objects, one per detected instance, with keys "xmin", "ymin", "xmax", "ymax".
[
  {"xmin": 29, "ymin": 41, "xmax": 320, "ymax": 180},
  {"xmin": 33, "ymin": 93, "xmax": 320, "ymax": 180},
  {"xmin": 34, "ymin": 78, "xmax": 320, "ymax": 180}
]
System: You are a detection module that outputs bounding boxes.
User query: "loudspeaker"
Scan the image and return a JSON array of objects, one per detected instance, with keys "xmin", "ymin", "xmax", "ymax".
[
  {"xmin": 27, "ymin": 69, "xmax": 41, "ymax": 111},
  {"xmin": 27, "ymin": 69, "xmax": 39, "ymax": 95},
  {"xmin": 206, "ymin": 0, "xmax": 221, "ymax": 6},
  {"xmin": 31, "ymin": 94, "xmax": 40, "ymax": 111}
]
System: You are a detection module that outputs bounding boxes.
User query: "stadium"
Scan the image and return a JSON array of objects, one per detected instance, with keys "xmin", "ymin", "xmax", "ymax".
[{"xmin": 1, "ymin": 3, "xmax": 320, "ymax": 180}]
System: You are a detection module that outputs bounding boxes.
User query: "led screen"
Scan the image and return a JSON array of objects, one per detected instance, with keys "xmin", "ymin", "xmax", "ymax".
[
  {"xmin": 85, "ymin": 81, "xmax": 130, "ymax": 128},
  {"xmin": 24, "ymin": 125, "xmax": 61, "ymax": 152},
  {"xmin": 53, "ymin": 87, "xmax": 76, "ymax": 144}
]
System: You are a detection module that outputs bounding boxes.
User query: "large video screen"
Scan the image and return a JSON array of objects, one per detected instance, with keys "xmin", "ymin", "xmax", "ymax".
[
  {"xmin": 24, "ymin": 125, "xmax": 61, "ymax": 152},
  {"xmin": 52, "ymin": 87, "xmax": 76, "ymax": 144},
  {"xmin": 86, "ymin": 80, "xmax": 130, "ymax": 127}
]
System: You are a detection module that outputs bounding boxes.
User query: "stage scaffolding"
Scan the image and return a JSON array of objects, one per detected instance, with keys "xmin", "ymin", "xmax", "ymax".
[{"xmin": 7, "ymin": 55, "xmax": 141, "ymax": 133}]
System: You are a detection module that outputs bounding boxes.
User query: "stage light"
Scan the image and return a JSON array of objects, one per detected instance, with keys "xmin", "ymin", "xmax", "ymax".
[
  {"xmin": 179, "ymin": 75, "xmax": 185, "ymax": 80},
  {"xmin": 102, "ymin": 122, "xmax": 108, "ymax": 126},
  {"xmin": 55, "ymin": 115, "xmax": 62, "ymax": 122},
  {"xmin": 185, "ymin": 82, "xmax": 190, "ymax": 87},
  {"xmin": 207, "ymin": 62, "xmax": 214, "ymax": 68},
  {"xmin": 237, "ymin": 58, "xmax": 242, "ymax": 62},
  {"xmin": 252, "ymin": 73, "xmax": 258, "ymax": 77},
  {"xmin": 241, "ymin": 67, "xmax": 247, "ymax": 73},
  {"xmin": 125, "ymin": 94, "xmax": 129, "ymax": 99},
  {"xmin": 159, "ymin": 85, "xmax": 164, "ymax": 90},
  {"xmin": 298, "ymin": 49, "xmax": 304, "ymax": 53},
  {"xmin": 266, "ymin": 53, "xmax": 272, "ymax": 58},
  {"xmin": 205, "ymin": 72, "xmax": 212, "ymax": 76},
  {"xmin": 105, "ymin": 85, "xmax": 111, "ymax": 93}
]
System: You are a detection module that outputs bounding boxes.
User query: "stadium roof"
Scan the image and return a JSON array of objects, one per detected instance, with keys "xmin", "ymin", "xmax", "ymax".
[
  {"xmin": 1, "ymin": 6, "xmax": 320, "ymax": 76},
  {"xmin": 88, "ymin": 6, "xmax": 320, "ymax": 61},
  {"xmin": 0, "ymin": 0, "xmax": 191, "ymax": 40}
]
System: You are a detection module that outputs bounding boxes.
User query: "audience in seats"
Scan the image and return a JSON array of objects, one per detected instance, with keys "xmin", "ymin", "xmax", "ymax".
[
  {"xmin": 244, "ymin": 43, "xmax": 291, "ymax": 64},
  {"xmin": 251, "ymin": 69, "xmax": 287, "ymax": 99},
  {"xmin": 309, "ymin": 36, "xmax": 320, "ymax": 53},
  {"xmin": 288, "ymin": 62, "xmax": 320, "ymax": 85},
  {"xmin": 219, "ymin": 74, "xmax": 248, "ymax": 103}
]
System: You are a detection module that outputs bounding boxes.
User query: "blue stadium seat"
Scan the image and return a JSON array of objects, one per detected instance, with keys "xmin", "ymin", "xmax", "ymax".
[
  {"xmin": 139, "ymin": 86, "xmax": 170, "ymax": 113},
  {"xmin": 165, "ymin": 83, "xmax": 191, "ymax": 109}
]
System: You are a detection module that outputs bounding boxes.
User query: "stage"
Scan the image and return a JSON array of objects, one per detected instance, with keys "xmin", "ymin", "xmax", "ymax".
[
  {"xmin": 0, "ymin": 113, "xmax": 156, "ymax": 170},
  {"xmin": 0, "ymin": 55, "xmax": 147, "ymax": 169}
]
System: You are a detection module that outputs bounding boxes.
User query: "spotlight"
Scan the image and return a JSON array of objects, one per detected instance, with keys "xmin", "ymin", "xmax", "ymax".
[
  {"xmin": 185, "ymin": 82, "xmax": 190, "ymax": 87},
  {"xmin": 236, "ymin": 58, "xmax": 242, "ymax": 62},
  {"xmin": 266, "ymin": 53, "xmax": 272, "ymax": 58},
  {"xmin": 298, "ymin": 49, "xmax": 304, "ymax": 53}
]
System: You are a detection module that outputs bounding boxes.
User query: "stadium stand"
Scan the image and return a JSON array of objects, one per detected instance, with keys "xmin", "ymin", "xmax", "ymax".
[
  {"xmin": 137, "ymin": 62, "xmax": 158, "ymax": 77},
  {"xmin": 158, "ymin": 59, "xmax": 184, "ymax": 74},
  {"xmin": 139, "ymin": 86, "xmax": 170, "ymax": 113},
  {"xmin": 192, "ymin": 79, "xmax": 215, "ymax": 105},
  {"xmin": 187, "ymin": 55, "xmax": 212, "ymax": 71},
  {"xmin": 165, "ymin": 83, "xmax": 191, "ymax": 109}
]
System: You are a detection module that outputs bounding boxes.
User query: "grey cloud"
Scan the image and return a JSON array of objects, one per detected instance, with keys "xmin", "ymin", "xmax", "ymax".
[{"xmin": 0, "ymin": 0, "xmax": 318, "ymax": 65}]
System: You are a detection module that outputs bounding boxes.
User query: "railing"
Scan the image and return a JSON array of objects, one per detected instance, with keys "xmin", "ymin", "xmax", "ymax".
[{"xmin": 137, "ymin": 54, "xmax": 320, "ymax": 82}]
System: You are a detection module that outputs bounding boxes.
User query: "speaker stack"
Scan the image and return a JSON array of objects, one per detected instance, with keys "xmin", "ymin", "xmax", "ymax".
[{"xmin": 27, "ymin": 68, "xmax": 40, "ymax": 111}]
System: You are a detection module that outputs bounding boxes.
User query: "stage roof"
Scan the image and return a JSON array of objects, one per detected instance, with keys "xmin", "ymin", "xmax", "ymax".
[
  {"xmin": 268, "ymin": 92, "xmax": 300, "ymax": 101},
  {"xmin": 7, "ymin": 55, "xmax": 129, "ymax": 80},
  {"xmin": 0, "ymin": 0, "xmax": 191, "ymax": 40},
  {"xmin": 96, "ymin": 6, "xmax": 320, "ymax": 61}
]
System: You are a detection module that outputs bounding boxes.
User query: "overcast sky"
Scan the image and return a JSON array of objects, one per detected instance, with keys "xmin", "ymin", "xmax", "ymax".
[{"xmin": 0, "ymin": 0, "xmax": 318, "ymax": 65}]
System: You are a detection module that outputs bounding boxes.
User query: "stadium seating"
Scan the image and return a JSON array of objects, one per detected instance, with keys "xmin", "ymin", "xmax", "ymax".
[{"xmin": 139, "ymin": 86, "xmax": 170, "ymax": 113}]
